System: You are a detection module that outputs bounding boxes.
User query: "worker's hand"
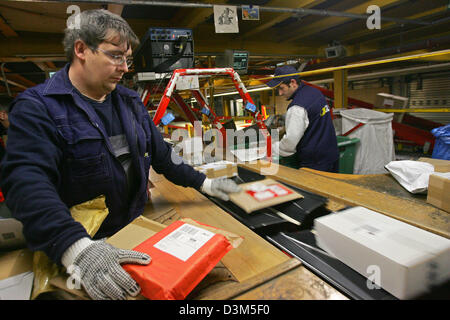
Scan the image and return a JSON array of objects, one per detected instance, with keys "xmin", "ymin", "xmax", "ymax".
[
  {"xmin": 274, "ymin": 114, "xmax": 285, "ymax": 128},
  {"xmin": 201, "ymin": 177, "xmax": 242, "ymax": 201},
  {"xmin": 66, "ymin": 240, "xmax": 151, "ymax": 300},
  {"xmin": 265, "ymin": 115, "xmax": 276, "ymax": 128},
  {"xmin": 265, "ymin": 114, "xmax": 285, "ymax": 129}
]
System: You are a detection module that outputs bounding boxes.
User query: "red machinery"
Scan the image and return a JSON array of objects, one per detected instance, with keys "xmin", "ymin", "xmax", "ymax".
[{"xmin": 143, "ymin": 68, "xmax": 272, "ymax": 158}]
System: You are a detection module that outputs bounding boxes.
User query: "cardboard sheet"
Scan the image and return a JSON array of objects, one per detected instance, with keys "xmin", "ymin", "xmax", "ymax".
[
  {"xmin": 427, "ymin": 173, "xmax": 450, "ymax": 212},
  {"xmin": 229, "ymin": 178, "xmax": 303, "ymax": 213}
]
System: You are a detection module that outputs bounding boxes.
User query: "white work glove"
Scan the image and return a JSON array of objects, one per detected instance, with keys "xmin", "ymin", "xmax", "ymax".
[
  {"xmin": 265, "ymin": 114, "xmax": 285, "ymax": 129},
  {"xmin": 62, "ymin": 238, "xmax": 151, "ymax": 300},
  {"xmin": 201, "ymin": 178, "xmax": 242, "ymax": 201},
  {"xmin": 265, "ymin": 115, "xmax": 276, "ymax": 128}
]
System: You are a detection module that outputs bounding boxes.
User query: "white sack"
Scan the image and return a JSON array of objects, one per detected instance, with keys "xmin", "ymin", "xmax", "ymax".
[
  {"xmin": 385, "ymin": 160, "xmax": 434, "ymax": 194},
  {"xmin": 341, "ymin": 108, "xmax": 395, "ymax": 174}
]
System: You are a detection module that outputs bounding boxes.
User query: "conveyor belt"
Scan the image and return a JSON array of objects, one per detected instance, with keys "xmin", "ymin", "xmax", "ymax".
[
  {"xmin": 205, "ymin": 167, "xmax": 331, "ymax": 236},
  {"xmin": 266, "ymin": 230, "xmax": 396, "ymax": 300},
  {"xmin": 202, "ymin": 167, "xmax": 399, "ymax": 300}
]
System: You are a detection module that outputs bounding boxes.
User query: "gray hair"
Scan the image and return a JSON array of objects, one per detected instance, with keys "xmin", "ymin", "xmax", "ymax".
[{"xmin": 63, "ymin": 9, "xmax": 139, "ymax": 62}]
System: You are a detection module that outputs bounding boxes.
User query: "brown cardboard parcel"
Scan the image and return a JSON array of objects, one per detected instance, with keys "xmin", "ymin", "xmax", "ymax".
[
  {"xmin": 427, "ymin": 173, "xmax": 450, "ymax": 213},
  {"xmin": 374, "ymin": 93, "xmax": 409, "ymax": 108},
  {"xmin": 229, "ymin": 178, "xmax": 303, "ymax": 213},
  {"xmin": 418, "ymin": 157, "xmax": 450, "ymax": 173},
  {"xmin": 50, "ymin": 216, "xmax": 242, "ymax": 300},
  {"xmin": 0, "ymin": 249, "xmax": 33, "ymax": 281},
  {"xmin": 194, "ymin": 161, "xmax": 238, "ymax": 179},
  {"xmin": 0, "ymin": 249, "xmax": 34, "ymax": 300}
]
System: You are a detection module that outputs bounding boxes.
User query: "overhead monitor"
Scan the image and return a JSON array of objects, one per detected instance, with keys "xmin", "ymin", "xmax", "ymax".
[
  {"xmin": 325, "ymin": 45, "xmax": 346, "ymax": 59},
  {"xmin": 231, "ymin": 50, "xmax": 249, "ymax": 74},
  {"xmin": 216, "ymin": 50, "xmax": 249, "ymax": 74}
]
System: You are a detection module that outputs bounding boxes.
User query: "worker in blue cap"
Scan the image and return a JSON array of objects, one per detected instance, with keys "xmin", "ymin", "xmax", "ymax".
[{"xmin": 266, "ymin": 65, "xmax": 339, "ymax": 172}]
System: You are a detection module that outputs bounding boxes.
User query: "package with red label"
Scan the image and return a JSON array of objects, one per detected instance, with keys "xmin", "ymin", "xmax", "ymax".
[
  {"xmin": 122, "ymin": 219, "xmax": 242, "ymax": 300},
  {"xmin": 229, "ymin": 178, "xmax": 303, "ymax": 213}
]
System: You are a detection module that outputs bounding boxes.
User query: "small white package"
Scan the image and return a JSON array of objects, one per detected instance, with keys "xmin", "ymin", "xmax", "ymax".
[{"xmin": 385, "ymin": 160, "xmax": 435, "ymax": 194}]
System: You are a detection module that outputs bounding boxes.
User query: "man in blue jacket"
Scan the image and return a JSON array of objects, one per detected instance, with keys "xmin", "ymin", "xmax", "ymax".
[
  {"xmin": 266, "ymin": 65, "xmax": 339, "ymax": 172},
  {"xmin": 0, "ymin": 9, "xmax": 240, "ymax": 300}
]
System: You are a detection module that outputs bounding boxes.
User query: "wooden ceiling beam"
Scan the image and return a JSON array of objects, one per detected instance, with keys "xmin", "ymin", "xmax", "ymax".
[
  {"xmin": 34, "ymin": 62, "xmax": 49, "ymax": 72},
  {"xmin": 238, "ymin": 0, "xmax": 326, "ymax": 40},
  {"xmin": 280, "ymin": 0, "xmax": 403, "ymax": 43},
  {"xmin": 45, "ymin": 61, "xmax": 57, "ymax": 69},
  {"xmin": 1, "ymin": 66, "xmax": 36, "ymax": 88},
  {"xmin": 33, "ymin": 61, "xmax": 57, "ymax": 71},
  {"xmin": 0, "ymin": 28, "xmax": 319, "ymax": 60},
  {"xmin": 0, "ymin": 56, "xmax": 66, "ymax": 63},
  {"xmin": 169, "ymin": 0, "xmax": 222, "ymax": 30},
  {"xmin": 107, "ymin": 4, "xmax": 124, "ymax": 16},
  {"xmin": 0, "ymin": 74, "xmax": 28, "ymax": 90},
  {"xmin": 0, "ymin": 12, "xmax": 18, "ymax": 37},
  {"xmin": 341, "ymin": 5, "xmax": 448, "ymax": 45}
]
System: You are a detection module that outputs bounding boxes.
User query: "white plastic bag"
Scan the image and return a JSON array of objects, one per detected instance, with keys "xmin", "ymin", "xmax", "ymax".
[
  {"xmin": 385, "ymin": 160, "xmax": 435, "ymax": 194},
  {"xmin": 341, "ymin": 108, "xmax": 395, "ymax": 174}
]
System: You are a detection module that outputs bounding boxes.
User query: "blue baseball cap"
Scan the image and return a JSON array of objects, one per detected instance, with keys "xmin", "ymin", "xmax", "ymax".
[{"xmin": 266, "ymin": 65, "xmax": 300, "ymax": 88}]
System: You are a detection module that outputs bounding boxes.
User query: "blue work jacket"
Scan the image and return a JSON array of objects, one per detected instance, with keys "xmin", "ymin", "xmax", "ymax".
[{"xmin": 0, "ymin": 64, "xmax": 205, "ymax": 264}]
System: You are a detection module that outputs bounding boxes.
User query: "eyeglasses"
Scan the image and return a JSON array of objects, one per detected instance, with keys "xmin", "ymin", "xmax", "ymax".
[{"xmin": 97, "ymin": 48, "xmax": 133, "ymax": 68}]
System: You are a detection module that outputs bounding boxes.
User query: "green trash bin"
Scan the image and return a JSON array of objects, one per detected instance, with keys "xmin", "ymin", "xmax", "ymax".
[
  {"xmin": 278, "ymin": 153, "xmax": 301, "ymax": 169},
  {"xmin": 337, "ymin": 135, "xmax": 359, "ymax": 174}
]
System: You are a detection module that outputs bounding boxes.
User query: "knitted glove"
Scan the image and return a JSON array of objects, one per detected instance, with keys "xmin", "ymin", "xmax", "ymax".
[
  {"xmin": 201, "ymin": 178, "xmax": 242, "ymax": 201},
  {"xmin": 64, "ymin": 239, "xmax": 151, "ymax": 300}
]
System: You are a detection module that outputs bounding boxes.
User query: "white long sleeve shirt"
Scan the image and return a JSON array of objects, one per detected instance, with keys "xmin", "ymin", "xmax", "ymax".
[{"xmin": 272, "ymin": 105, "xmax": 309, "ymax": 157}]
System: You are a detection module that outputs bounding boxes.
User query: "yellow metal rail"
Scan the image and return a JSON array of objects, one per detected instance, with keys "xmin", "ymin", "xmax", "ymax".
[
  {"xmin": 374, "ymin": 108, "xmax": 450, "ymax": 113},
  {"xmin": 257, "ymin": 49, "xmax": 450, "ymax": 82}
]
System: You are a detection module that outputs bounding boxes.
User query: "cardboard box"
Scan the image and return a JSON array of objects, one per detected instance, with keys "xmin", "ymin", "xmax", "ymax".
[
  {"xmin": 314, "ymin": 206, "xmax": 450, "ymax": 299},
  {"xmin": 194, "ymin": 160, "xmax": 238, "ymax": 179},
  {"xmin": 0, "ymin": 249, "xmax": 34, "ymax": 300},
  {"xmin": 0, "ymin": 249, "xmax": 34, "ymax": 281},
  {"xmin": 427, "ymin": 173, "xmax": 450, "ymax": 213},
  {"xmin": 374, "ymin": 93, "xmax": 409, "ymax": 109},
  {"xmin": 374, "ymin": 93, "xmax": 409, "ymax": 122},
  {"xmin": 0, "ymin": 271, "xmax": 34, "ymax": 300},
  {"xmin": 0, "ymin": 217, "xmax": 26, "ymax": 250},
  {"xmin": 229, "ymin": 178, "xmax": 303, "ymax": 213},
  {"xmin": 418, "ymin": 157, "xmax": 450, "ymax": 173}
]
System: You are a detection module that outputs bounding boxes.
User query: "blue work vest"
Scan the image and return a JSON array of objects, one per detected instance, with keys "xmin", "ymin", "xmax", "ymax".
[{"xmin": 287, "ymin": 82, "xmax": 339, "ymax": 170}]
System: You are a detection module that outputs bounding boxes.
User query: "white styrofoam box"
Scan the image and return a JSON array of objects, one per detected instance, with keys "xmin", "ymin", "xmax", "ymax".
[{"xmin": 314, "ymin": 206, "xmax": 450, "ymax": 299}]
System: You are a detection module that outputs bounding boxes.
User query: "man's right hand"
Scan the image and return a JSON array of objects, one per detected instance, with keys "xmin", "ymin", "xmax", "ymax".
[{"xmin": 65, "ymin": 239, "xmax": 151, "ymax": 300}]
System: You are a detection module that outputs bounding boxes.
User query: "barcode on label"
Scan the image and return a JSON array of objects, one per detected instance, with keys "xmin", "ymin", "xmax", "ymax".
[
  {"xmin": 154, "ymin": 223, "xmax": 215, "ymax": 261},
  {"xmin": 180, "ymin": 224, "xmax": 199, "ymax": 236},
  {"xmin": 2, "ymin": 232, "xmax": 15, "ymax": 240},
  {"xmin": 171, "ymin": 231, "xmax": 182, "ymax": 240}
]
